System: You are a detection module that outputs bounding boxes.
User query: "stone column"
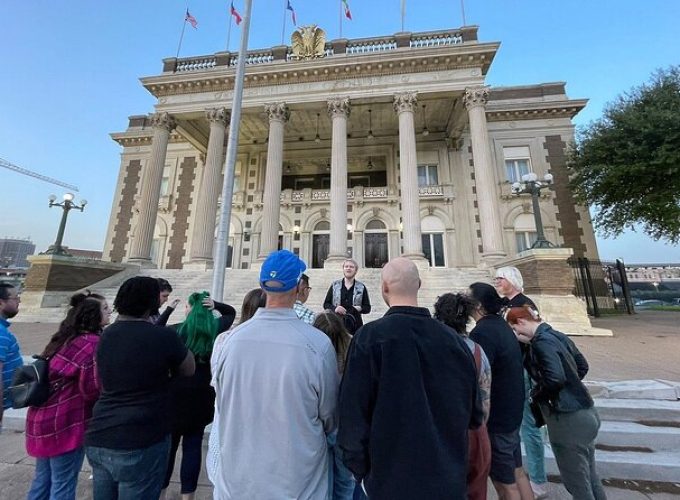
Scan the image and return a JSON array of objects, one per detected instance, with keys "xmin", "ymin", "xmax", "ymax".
[
  {"xmin": 394, "ymin": 92, "xmax": 427, "ymax": 263},
  {"xmin": 258, "ymin": 102, "xmax": 289, "ymax": 260},
  {"xmin": 325, "ymin": 97, "xmax": 351, "ymax": 266},
  {"xmin": 128, "ymin": 112, "xmax": 176, "ymax": 265},
  {"xmin": 187, "ymin": 108, "xmax": 230, "ymax": 268},
  {"xmin": 353, "ymin": 230, "xmax": 364, "ymax": 267},
  {"xmin": 464, "ymin": 87, "xmax": 506, "ymax": 260}
]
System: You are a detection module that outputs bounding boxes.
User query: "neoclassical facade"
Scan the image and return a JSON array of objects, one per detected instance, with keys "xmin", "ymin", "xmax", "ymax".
[{"xmin": 103, "ymin": 25, "xmax": 599, "ymax": 270}]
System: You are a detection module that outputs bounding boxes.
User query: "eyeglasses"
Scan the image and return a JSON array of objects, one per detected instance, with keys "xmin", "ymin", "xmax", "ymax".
[{"xmin": 493, "ymin": 277, "xmax": 506, "ymax": 282}]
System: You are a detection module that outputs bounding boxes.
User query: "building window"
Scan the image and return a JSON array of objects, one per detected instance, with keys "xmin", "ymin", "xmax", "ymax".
[
  {"xmin": 515, "ymin": 232, "xmax": 537, "ymax": 253},
  {"xmin": 160, "ymin": 165, "xmax": 171, "ymax": 196},
  {"xmin": 420, "ymin": 215, "xmax": 446, "ymax": 267},
  {"xmin": 513, "ymin": 213, "xmax": 537, "ymax": 254},
  {"xmin": 417, "ymin": 165, "xmax": 438, "ymax": 187},
  {"xmin": 503, "ymin": 146, "xmax": 532, "ymax": 183}
]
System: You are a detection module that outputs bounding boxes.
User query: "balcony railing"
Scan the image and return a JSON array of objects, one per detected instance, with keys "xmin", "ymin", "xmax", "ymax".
[
  {"xmin": 277, "ymin": 185, "xmax": 447, "ymax": 204},
  {"xmin": 165, "ymin": 27, "xmax": 477, "ymax": 74}
]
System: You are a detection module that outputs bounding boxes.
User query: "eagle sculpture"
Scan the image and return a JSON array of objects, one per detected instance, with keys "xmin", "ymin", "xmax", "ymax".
[{"xmin": 291, "ymin": 25, "xmax": 327, "ymax": 60}]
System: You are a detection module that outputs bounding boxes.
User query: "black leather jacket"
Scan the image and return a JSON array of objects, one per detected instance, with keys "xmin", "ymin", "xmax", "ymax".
[{"xmin": 524, "ymin": 323, "xmax": 593, "ymax": 414}]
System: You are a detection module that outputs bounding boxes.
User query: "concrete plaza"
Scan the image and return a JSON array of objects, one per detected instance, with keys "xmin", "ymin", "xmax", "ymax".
[{"xmin": 1, "ymin": 310, "xmax": 679, "ymax": 499}]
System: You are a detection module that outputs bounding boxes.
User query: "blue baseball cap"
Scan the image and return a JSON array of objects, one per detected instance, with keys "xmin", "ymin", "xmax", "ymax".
[{"xmin": 260, "ymin": 250, "xmax": 307, "ymax": 292}]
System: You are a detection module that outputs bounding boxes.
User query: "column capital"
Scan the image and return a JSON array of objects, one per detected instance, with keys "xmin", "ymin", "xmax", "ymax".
[
  {"xmin": 264, "ymin": 102, "xmax": 290, "ymax": 123},
  {"xmin": 463, "ymin": 87, "xmax": 489, "ymax": 110},
  {"xmin": 206, "ymin": 107, "xmax": 231, "ymax": 127},
  {"xmin": 149, "ymin": 112, "xmax": 177, "ymax": 132},
  {"xmin": 327, "ymin": 97, "xmax": 351, "ymax": 118},
  {"xmin": 393, "ymin": 92, "xmax": 418, "ymax": 114}
]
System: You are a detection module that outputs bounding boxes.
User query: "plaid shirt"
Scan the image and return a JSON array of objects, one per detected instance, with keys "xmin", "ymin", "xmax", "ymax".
[
  {"xmin": 294, "ymin": 301, "xmax": 316, "ymax": 325},
  {"xmin": 25, "ymin": 333, "xmax": 100, "ymax": 458}
]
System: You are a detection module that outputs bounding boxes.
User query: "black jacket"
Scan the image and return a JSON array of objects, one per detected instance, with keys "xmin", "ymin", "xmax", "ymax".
[
  {"xmin": 338, "ymin": 306, "xmax": 481, "ymax": 500},
  {"xmin": 524, "ymin": 323, "xmax": 593, "ymax": 414}
]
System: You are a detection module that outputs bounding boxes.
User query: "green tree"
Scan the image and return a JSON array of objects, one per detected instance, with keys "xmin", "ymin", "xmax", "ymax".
[{"xmin": 568, "ymin": 66, "xmax": 680, "ymax": 243}]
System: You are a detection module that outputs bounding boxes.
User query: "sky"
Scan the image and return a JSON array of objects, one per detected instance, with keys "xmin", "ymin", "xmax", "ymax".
[{"xmin": 1, "ymin": 0, "xmax": 679, "ymax": 264}]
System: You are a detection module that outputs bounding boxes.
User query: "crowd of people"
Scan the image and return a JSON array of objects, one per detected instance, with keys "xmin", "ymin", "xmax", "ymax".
[{"xmin": 0, "ymin": 252, "xmax": 607, "ymax": 500}]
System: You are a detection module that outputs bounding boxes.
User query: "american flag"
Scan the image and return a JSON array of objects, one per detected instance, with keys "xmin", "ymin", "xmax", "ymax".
[
  {"xmin": 286, "ymin": 0, "xmax": 297, "ymax": 26},
  {"xmin": 185, "ymin": 9, "xmax": 198, "ymax": 29},
  {"xmin": 230, "ymin": 1, "xmax": 243, "ymax": 25}
]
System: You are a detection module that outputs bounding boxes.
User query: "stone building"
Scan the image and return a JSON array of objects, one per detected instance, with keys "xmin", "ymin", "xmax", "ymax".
[{"xmin": 102, "ymin": 25, "xmax": 599, "ymax": 270}]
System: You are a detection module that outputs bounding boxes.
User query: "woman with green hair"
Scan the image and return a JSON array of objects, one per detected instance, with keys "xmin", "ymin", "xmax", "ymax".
[{"xmin": 161, "ymin": 291, "xmax": 235, "ymax": 500}]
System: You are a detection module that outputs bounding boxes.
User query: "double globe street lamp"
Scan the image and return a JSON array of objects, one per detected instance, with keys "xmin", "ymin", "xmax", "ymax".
[
  {"xmin": 42, "ymin": 193, "xmax": 87, "ymax": 256},
  {"xmin": 511, "ymin": 172, "xmax": 555, "ymax": 249}
]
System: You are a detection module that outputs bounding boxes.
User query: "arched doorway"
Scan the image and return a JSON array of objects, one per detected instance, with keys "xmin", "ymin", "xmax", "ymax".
[
  {"xmin": 364, "ymin": 219, "xmax": 388, "ymax": 268},
  {"xmin": 421, "ymin": 215, "xmax": 446, "ymax": 267},
  {"xmin": 312, "ymin": 220, "xmax": 330, "ymax": 268}
]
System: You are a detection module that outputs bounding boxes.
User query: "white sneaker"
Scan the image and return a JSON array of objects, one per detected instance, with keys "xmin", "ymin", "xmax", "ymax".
[{"xmin": 531, "ymin": 481, "xmax": 549, "ymax": 499}]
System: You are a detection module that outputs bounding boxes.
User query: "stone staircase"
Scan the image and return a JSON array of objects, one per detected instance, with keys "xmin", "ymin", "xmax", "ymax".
[
  {"xmin": 15, "ymin": 266, "xmax": 493, "ymax": 324},
  {"xmin": 537, "ymin": 380, "xmax": 680, "ymax": 485}
]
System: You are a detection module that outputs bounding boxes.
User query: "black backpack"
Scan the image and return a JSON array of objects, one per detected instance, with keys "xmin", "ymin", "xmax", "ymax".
[{"xmin": 9, "ymin": 356, "xmax": 50, "ymax": 409}]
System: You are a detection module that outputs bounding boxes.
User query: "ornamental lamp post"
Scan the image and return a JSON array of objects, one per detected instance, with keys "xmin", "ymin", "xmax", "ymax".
[
  {"xmin": 43, "ymin": 193, "xmax": 87, "ymax": 256},
  {"xmin": 511, "ymin": 172, "xmax": 555, "ymax": 249}
]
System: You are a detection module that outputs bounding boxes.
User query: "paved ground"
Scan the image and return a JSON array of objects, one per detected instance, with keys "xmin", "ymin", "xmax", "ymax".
[{"xmin": 2, "ymin": 310, "xmax": 679, "ymax": 499}]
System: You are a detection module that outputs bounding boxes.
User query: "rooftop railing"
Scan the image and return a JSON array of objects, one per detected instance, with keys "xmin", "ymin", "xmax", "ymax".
[{"xmin": 165, "ymin": 26, "xmax": 477, "ymax": 74}]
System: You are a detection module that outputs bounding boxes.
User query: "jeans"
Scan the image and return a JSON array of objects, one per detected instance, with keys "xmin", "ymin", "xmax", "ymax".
[
  {"xmin": 163, "ymin": 429, "xmax": 204, "ymax": 493},
  {"xmin": 327, "ymin": 431, "xmax": 355, "ymax": 500},
  {"xmin": 545, "ymin": 407, "xmax": 607, "ymax": 500},
  {"xmin": 27, "ymin": 447, "xmax": 85, "ymax": 500},
  {"xmin": 521, "ymin": 370, "xmax": 548, "ymax": 484},
  {"xmin": 86, "ymin": 435, "xmax": 170, "ymax": 500}
]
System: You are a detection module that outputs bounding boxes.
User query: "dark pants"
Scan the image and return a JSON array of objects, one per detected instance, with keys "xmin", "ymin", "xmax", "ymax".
[
  {"xmin": 544, "ymin": 406, "xmax": 607, "ymax": 500},
  {"xmin": 162, "ymin": 429, "xmax": 205, "ymax": 493},
  {"xmin": 86, "ymin": 436, "xmax": 170, "ymax": 500}
]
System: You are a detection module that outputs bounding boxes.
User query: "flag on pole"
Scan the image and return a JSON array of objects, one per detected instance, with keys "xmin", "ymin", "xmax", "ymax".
[
  {"xmin": 185, "ymin": 9, "xmax": 198, "ymax": 29},
  {"xmin": 230, "ymin": 1, "xmax": 243, "ymax": 25},
  {"xmin": 286, "ymin": 0, "xmax": 297, "ymax": 25},
  {"xmin": 341, "ymin": 0, "xmax": 352, "ymax": 20}
]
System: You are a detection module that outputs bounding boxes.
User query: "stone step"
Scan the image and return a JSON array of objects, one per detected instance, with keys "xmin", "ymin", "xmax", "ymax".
[
  {"xmin": 594, "ymin": 398, "xmax": 680, "ymax": 424},
  {"xmin": 596, "ymin": 421, "xmax": 680, "ymax": 452},
  {"xmin": 541, "ymin": 446, "xmax": 680, "ymax": 484}
]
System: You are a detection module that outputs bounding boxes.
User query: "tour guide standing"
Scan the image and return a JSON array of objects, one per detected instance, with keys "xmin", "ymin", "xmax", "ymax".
[
  {"xmin": 338, "ymin": 257, "xmax": 482, "ymax": 499},
  {"xmin": 0, "ymin": 283, "xmax": 23, "ymax": 432},
  {"xmin": 323, "ymin": 259, "xmax": 371, "ymax": 334},
  {"xmin": 210, "ymin": 250, "xmax": 339, "ymax": 499}
]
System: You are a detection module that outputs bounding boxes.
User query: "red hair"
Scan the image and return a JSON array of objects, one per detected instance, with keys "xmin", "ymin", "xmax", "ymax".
[{"xmin": 505, "ymin": 305, "xmax": 541, "ymax": 325}]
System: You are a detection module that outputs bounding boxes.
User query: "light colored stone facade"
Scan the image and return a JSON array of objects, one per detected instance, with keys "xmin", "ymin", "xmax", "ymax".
[{"xmin": 102, "ymin": 26, "xmax": 600, "ymax": 270}]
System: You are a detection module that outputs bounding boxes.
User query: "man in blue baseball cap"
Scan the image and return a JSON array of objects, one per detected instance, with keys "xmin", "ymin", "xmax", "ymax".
[{"xmin": 210, "ymin": 250, "xmax": 339, "ymax": 499}]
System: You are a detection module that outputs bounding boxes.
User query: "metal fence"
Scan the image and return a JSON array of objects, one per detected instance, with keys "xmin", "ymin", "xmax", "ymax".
[{"xmin": 567, "ymin": 257, "xmax": 634, "ymax": 317}]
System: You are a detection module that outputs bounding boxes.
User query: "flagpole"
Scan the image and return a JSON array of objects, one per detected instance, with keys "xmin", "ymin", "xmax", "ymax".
[
  {"xmin": 176, "ymin": 13, "xmax": 187, "ymax": 58},
  {"xmin": 226, "ymin": 15, "xmax": 233, "ymax": 51},
  {"xmin": 339, "ymin": 0, "xmax": 343, "ymax": 39},
  {"xmin": 212, "ymin": 0, "xmax": 253, "ymax": 301},
  {"xmin": 401, "ymin": 0, "xmax": 406, "ymax": 32},
  {"xmin": 460, "ymin": 0, "xmax": 467, "ymax": 26},
  {"xmin": 281, "ymin": 0, "xmax": 287, "ymax": 46}
]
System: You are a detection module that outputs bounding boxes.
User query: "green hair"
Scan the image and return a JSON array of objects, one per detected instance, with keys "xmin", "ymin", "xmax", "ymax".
[{"xmin": 177, "ymin": 291, "xmax": 218, "ymax": 358}]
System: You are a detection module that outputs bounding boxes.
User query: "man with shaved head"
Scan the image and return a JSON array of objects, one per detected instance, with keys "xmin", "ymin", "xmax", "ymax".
[{"xmin": 338, "ymin": 257, "xmax": 482, "ymax": 500}]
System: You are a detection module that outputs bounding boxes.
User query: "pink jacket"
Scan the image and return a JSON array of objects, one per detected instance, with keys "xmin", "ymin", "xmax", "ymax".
[{"xmin": 25, "ymin": 333, "xmax": 100, "ymax": 457}]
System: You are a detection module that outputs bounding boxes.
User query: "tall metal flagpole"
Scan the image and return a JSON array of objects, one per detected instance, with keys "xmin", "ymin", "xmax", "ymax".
[
  {"xmin": 212, "ymin": 0, "xmax": 254, "ymax": 301},
  {"xmin": 401, "ymin": 0, "xmax": 406, "ymax": 32},
  {"xmin": 175, "ymin": 11, "xmax": 188, "ymax": 58},
  {"xmin": 281, "ymin": 0, "xmax": 288, "ymax": 46},
  {"xmin": 226, "ymin": 13, "xmax": 233, "ymax": 51},
  {"xmin": 460, "ymin": 0, "xmax": 467, "ymax": 26},
  {"xmin": 339, "ymin": 0, "xmax": 343, "ymax": 38}
]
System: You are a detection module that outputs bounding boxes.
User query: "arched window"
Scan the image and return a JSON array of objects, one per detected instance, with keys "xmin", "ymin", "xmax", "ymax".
[
  {"xmin": 421, "ymin": 215, "xmax": 445, "ymax": 267},
  {"xmin": 514, "ymin": 213, "xmax": 537, "ymax": 253},
  {"xmin": 365, "ymin": 219, "xmax": 386, "ymax": 230},
  {"xmin": 314, "ymin": 221, "xmax": 330, "ymax": 231},
  {"xmin": 364, "ymin": 219, "xmax": 388, "ymax": 268}
]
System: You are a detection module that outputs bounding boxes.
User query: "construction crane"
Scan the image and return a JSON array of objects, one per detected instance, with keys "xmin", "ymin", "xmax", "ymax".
[{"xmin": 1, "ymin": 157, "xmax": 79, "ymax": 192}]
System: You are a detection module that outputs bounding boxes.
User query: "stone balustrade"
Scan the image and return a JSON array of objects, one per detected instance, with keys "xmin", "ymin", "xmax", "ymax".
[
  {"xmin": 277, "ymin": 185, "xmax": 446, "ymax": 204},
  {"xmin": 163, "ymin": 27, "xmax": 476, "ymax": 74}
]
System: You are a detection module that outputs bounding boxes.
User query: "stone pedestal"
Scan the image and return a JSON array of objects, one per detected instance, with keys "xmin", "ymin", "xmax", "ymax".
[
  {"xmin": 494, "ymin": 248, "xmax": 612, "ymax": 336},
  {"xmin": 21, "ymin": 255, "xmax": 128, "ymax": 308}
]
